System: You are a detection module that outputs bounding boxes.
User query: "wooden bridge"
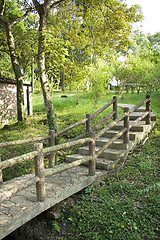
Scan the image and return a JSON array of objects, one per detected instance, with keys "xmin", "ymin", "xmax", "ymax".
[{"xmin": 0, "ymin": 96, "xmax": 157, "ymax": 240}]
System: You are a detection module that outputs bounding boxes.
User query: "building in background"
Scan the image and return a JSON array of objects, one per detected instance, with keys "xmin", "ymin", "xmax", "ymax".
[{"xmin": 0, "ymin": 76, "xmax": 33, "ymax": 125}]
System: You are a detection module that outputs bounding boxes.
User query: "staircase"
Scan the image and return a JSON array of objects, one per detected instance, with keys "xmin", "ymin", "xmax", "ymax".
[{"xmin": 66, "ymin": 106, "xmax": 157, "ymax": 170}]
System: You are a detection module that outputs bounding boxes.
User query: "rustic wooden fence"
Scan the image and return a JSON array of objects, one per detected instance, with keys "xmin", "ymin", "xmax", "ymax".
[{"xmin": 0, "ymin": 95, "xmax": 151, "ymax": 202}]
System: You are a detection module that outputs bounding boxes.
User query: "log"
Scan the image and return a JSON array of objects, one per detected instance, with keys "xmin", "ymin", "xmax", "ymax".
[
  {"xmin": 0, "ymin": 151, "xmax": 37, "ymax": 170},
  {"xmin": 45, "ymin": 156, "xmax": 92, "ymax": 177},
  {"xmin": 91, "ymin": 99, "xmax": 114, "ymax": 119},
  {"xmin": 88, "ymin": 132, "xmax": 96, "ymax": 176},
  {"xmin": 49, "ymin": 130, "xmax": 55, "ymax": 168},
  {"xmin": 91, "ymin": 111, "xmax": 114, "ymax": 132},
  {"xmin": 129, "ymin": 99, "xmax": 147, "ymax": 114},
  {"xmin": 43, "ymin": 137, "xmax": 92, "ymax": 155},
  {"xmin": 146, "ymin": 95, "xmax": 151, "ymax": 124},
  {"xmin": 56, "ymin": 118, "xmax": 88, "ymax": 137},
  {"xmin": 96, "ymin": 115, "xmax": 123, "ymax": 139},
  {"xmin": 0, "ymin": 136, "xmax": 49, "ymax": 148},
  {"xmin": 86, "ymin": 114, "xmax": 91, "ymax": 132},
  {"xmin": 129, "ymin": 111, "xmax": 149, "ymax": 129},
  {"xmin": 124, "ymin": 108, "xmax": 129, "ymax": 144},
  {"xmin": 113, "ymin": 96, "xmax": 117, "ymax": 120},
  {"xmin": 34, "ymin": 143, "xmax": 45, "ymax": 202}
]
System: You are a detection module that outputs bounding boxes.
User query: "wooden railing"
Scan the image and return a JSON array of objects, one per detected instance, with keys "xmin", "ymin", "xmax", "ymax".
[{"xmin": 0, "ymin": 95, "xmax": 151, "ymax": 203}]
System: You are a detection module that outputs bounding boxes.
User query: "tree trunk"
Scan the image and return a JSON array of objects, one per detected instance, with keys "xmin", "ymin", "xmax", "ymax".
[
  {"xmin": 60, "ymin": 71, "xmax": 65, "ymax": 92},
  {"xmin": 1, "ymin": 21, "xmax": 25, "ymax": 122},
  {"xmin": 36, "ymin": 3, "xmax": 58, "ymax": 132}
]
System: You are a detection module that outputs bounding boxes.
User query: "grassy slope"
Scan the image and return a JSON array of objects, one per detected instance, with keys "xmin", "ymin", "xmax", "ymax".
[{"xmin": 0, "ymin": 91, "xmax": 160, "ymax": 239}]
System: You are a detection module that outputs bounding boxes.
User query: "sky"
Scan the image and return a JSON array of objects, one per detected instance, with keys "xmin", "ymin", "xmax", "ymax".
[{"xmin": 127, "ymin": 0, "xmax": 160, "ymax": 35}]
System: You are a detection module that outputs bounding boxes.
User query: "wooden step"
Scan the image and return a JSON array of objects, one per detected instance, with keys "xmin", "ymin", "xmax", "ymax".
[
  {"xmin": 96, "ymin": 137, "xmax": 126, "ymax": 150},
  {"xmin": 102, "ymin": 130, "xmax": 136, "ymax": 140},
  {"xmin": 129, "ymin": 112, "xmax": 157, "ymax": 121},
  {"xmin": 78, "ymin": 146, "xmax": 126, "ymax": 160},
  {"xmin": 112, "ymin": 121, "xmax": 145, "ymax": 132},
  {"xmin": 66, "ymin": 154, "xmax": 117, "ymax": 170}
]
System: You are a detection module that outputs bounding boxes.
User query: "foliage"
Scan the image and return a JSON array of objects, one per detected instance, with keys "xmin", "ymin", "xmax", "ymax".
[
  {"xmin": 111, "ymin": 31, "xmax": 160, "ymax": 94},
  {"xmin": 86, "ymin": 58, "xmax": 113, "ymax": 104}
]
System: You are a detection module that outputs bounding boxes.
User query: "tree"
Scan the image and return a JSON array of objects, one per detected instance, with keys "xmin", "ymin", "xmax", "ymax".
[
  {"xmin": 0, "ymin": 0, "xmax": 33, "ymax": 121},
  {"xmin": 1, "ymin": 0, "xmax": 142, "ymax": 129},
  {"xmin": 32, "ymin": 0, "xmax": 65, "ymax": 131}
]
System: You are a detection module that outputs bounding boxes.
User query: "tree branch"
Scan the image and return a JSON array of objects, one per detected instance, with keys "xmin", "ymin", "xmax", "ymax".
[
  {"xmin": 10, "ymin": 7, "xmax": 34, "ymax": 26},
  {"xmin": 0, "ymin": 0, "xmax": 5, "ymax": 16},
  {"xmin": 50, "ymin": 0, "xmax": 66, "ymax": 9}
]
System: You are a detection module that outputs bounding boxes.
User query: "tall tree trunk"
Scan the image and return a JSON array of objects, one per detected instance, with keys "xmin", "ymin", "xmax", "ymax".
[
  {"xmin": 36, "ymin": 2, "xmax": 58, "ymax": 131},
  {"xmin": 60, "ymin": 71, "xmax": 65, "ymax": 92},
  {"xmin": 0, "ymin": 20, "xmax": 25, "ymax": 122}
]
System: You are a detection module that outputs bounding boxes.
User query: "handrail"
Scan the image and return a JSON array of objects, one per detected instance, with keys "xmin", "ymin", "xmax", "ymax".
[
  {"xmin": 91, "ymin": 99, "xmax": 114, "ymax": 120},
  {"xmin": 95, "ymin": 111, "xmax": 149, "ymax": 158},
  {"xmin": 96, "ymin": 127, "xmax": 127, "ymax": 158},
  {"xmin": 0, "ymin": 97, "xmax": 117, "ymax": 148},
  {"xmin": 129, "ymin": 111, "xmax": 149, "ymax": 129},
  {"xmin": 0, "ymin": 135, "xmax": 95, "ymax": 202},
  {"xmin": 55, "ymin": 97, "xmax": 117, "ymax": 137},
  {"xmin": 0, "ymin": 136, "xmax": 50, "ymax": 148},
  {"xmin": 128, "ymin": 98, "xmax": 148, "ymax": 114},
  {"xmin": 0, "ymin": 138, "xmax": 92, "ymax": 170},
  {"xmin": 45, "ymin": 156, "xmax": 92, "ymax": 177},
  {"xmin": 94, "ymin": 95, "xmax": 151, "ymax": 159},
  {"xmin": 43, "ymin": 137, "xmax": 93, "ymax": 155},
  {"xmin": 0, "ymin": 151, "xmax": 38, "ymax": 170},
  {"xmin": 91, "ymin": 111, "xmax": 115, "ymax": 132},
  {"xmin": 55, "ymin": 117, "xmax": 88, "ymax": 137}
]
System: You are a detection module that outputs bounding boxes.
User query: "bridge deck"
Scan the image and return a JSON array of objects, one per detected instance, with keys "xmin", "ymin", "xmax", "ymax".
[{"xmin": 0, "ymin": 165, "xmax": 106, "ymax": 240}]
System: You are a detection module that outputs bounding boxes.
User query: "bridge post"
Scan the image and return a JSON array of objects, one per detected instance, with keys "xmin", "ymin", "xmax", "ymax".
[
  {"xmin": 49, "ymin": 130, "xmax": 55, "ymax": 168},
  {"xmin": 124, "ymin": 107, "xmax": 129, "ymax": 147},
  {"xmin": 0, "ymin": 155, "xmax": 2, "ymax": 184},
  {"xmin": 89, "ymin": 131, "xmax": 96, "ymax": 176},
  {"xmin": 86, "ymin": 114, "xmax": 91, "ymax": 132},
  {"xmin": 146, "ymin": 95, "xmax": 151, "ymax": 124},
  {"xmin": 113, "ymin": 96, "xmax": 118, "ymax": 120},
  {"xmin": 34, "ymin": 143, "xmax": 45, "ymax": 202}
]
